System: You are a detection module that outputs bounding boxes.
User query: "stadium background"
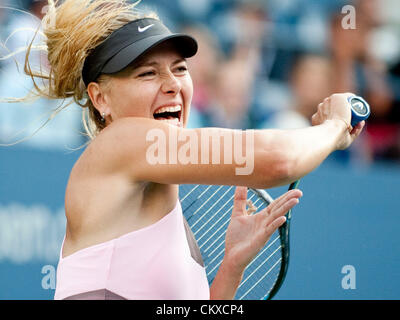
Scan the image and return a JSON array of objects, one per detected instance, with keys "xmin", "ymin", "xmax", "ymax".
[{"xmin": 0, "ymin": 0, "xmax": 399, "ymax": 299}]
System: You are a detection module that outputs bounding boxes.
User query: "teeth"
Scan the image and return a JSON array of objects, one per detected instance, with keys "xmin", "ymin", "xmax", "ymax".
[
  {"xmin": 158, "ymin": 118, "xmax": 181, "ymax": 127},
  {"xmin": 154, "ymin": 105, "xmax": 181, "ymax": 114}
]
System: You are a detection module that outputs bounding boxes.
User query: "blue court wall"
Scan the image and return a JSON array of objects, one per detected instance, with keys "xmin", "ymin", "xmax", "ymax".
[{"xmin": 0, "ymin": 146, "xmax": 399, "ymax": 300}]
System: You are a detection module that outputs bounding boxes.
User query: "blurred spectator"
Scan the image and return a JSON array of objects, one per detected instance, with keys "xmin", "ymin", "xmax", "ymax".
[
  {"xmin": 202, "ymin": 1, "xmax": 268, "ymax": 129},
  {"xmin": 205, "ymin": 58, "xmax": 254, "ymax": 128},
  {"xmin": 180, "ymin": 24, "xmax": 222, "ymax": 128},
  {"xmin": 0, "ymin": 0, "xmax": 398, "ymax": 164},
  {"xmin": 262, "ymin": 54, "xmax": 333, "ymax": 130},
  {"xmin": 329, "ymin": 0, "xmax": 399, "ymax": 163}
]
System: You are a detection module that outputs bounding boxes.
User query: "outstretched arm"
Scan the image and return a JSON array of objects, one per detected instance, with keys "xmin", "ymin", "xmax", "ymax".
[{"xmin": 92, "ymin": 94, "xmax": 364, "ymax": 189}]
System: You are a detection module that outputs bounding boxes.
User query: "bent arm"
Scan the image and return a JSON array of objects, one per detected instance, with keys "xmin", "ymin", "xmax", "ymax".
[{"xmin": 95, "ymin": 117, "xmax": 346, "ymax": 189}]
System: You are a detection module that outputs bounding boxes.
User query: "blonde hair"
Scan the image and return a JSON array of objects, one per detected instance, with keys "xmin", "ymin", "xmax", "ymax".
[{"xmin": 1, "ymin": 0, "xmax": 159, "ymax": 144}]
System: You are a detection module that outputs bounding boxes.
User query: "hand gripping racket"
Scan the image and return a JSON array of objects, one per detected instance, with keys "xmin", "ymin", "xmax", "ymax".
[{"xmin": 179, "ymin": 95, "xmax": 370, "ymax": 300}]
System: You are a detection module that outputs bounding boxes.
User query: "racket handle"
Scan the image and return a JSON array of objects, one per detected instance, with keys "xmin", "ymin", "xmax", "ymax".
[
  {"xmin": 348, "ymin": 95, "xmax": 371, "ymax": 127},
  {"xmin": 289, "ymin": 180, "xmax": 300, "ymax": 190}
]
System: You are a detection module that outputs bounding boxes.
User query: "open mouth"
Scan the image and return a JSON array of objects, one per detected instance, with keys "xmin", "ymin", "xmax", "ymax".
[{"xmin": 153, "ymin": 105, "xmax": 182, "ymax": 127}]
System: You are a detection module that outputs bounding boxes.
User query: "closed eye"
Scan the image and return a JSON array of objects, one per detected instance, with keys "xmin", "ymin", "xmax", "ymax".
[
  {"xmin": 138, "ymin": 71, "xmax": 156, "ymax": 77},
  {"xmin": 175, "ymin": 66, "xmax": 188, "ymax": 74}
]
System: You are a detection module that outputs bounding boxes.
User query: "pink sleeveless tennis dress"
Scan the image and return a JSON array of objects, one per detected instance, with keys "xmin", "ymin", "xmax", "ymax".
[{"xmin": 54, "ymin": 200, "xmax": 210, "ymax": 300}]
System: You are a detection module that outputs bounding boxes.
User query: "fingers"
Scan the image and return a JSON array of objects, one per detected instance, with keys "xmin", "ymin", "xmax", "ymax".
[
  {"xmin": 266, "ymin": 197, "xmax": 299, "ymax": 225},
  {"xmin": 311, "ymin": 113, "xmax": 319, "ymax": 126},
  {"xmin": 313, "ymin": 93, "xmax": 357, "ymax": 127},
  {"xmin": 232, "ymin": 186, "xmax": 248, "ymax": 216},
  {"xmin": 259, "ymin": 196, "xmax": 300, "ymax": 249},
  {"xmin": 323, "ymin": 96, "xmax": 331, "ymax": 105},
  {"xmin": 350, "ymin": 120, "xmax": 365, "ymax": 137},
  {"xmin": 266, "ymin": 216, "xmax": 287, "ymax": 235},
  {"xmin": 265, "ymin": 189, "xmax": 302, "ymax": 215},
  {"xmin": 261, "ymin": 190, "xmax": 301, "ymax": 237}
]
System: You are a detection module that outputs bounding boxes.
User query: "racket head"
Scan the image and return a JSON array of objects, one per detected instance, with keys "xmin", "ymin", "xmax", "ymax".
[{"xmin": 179, "ymin": 184, "xmax": 289, "ymax": 300}]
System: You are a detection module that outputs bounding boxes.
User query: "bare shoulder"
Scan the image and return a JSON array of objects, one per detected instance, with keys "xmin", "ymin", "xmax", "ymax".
[
  {"xmin": 62, "ymin": 119, "xmax": 180, "ymax": 257},
  {"xmin": 65, "ymin": 116, "xmax": 159, "ymax": 208},
  {"xmin": 64, "ymin": 128, "xmax": 145, "ymax": 242},
  {"xmin": 80, "ymin": 117, "xmax": 158, "ymax": 176}
]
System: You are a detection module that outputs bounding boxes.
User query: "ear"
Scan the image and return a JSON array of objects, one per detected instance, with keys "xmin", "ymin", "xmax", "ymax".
[{"xmin": 87, "ymin": 82, "xmax": 111, "ymax": 116}]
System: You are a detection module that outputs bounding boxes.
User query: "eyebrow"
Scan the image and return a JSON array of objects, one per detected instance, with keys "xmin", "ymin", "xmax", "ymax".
[{"xmin": 136, "ymin": 58, "xmax": 186, "ymax": 68}]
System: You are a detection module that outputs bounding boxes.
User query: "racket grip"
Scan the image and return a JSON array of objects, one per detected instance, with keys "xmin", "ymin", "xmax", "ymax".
[{"xmin": 348, "ymin": 95, "xmax": 371, "ymax": 127}]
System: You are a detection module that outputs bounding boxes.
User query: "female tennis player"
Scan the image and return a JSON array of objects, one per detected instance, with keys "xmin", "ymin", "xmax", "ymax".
[{"xmin": 10, "ymin": 0, "xmax": 364, "ymax": 300}]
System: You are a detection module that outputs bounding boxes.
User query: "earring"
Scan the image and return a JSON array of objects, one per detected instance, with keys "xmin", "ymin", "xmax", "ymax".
[{"xmin": 101, "ymin": 112, "xmax": 106, "ymax": 122}]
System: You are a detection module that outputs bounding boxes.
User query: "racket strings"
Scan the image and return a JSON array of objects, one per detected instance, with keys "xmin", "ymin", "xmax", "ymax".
[
  {"xmin": 189, "ymin": 185, "xmax": 225, "ymax": 223},
  {"xmin": 238, "ymin": 245, "xmax": 282, "ymax": 299},
  {"xmin": 199, "ymin": 191, "xmax": 261, "ymax": 251},
  {"xmin": 180, "ymin": 184, "xmax": 284, "ymax": 300},
  {"xmin": 192, "ymin": 186, "xmax": 234, "ymax": 231}
]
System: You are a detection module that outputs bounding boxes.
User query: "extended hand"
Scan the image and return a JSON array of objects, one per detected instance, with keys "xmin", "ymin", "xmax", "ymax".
[
  {"xmin": 224, "ymin": 186, "xmax": 302, "ymax": 273},
  {"xmin": 311, "ymin": 93, "xmax": 366, "ymax": 150}
]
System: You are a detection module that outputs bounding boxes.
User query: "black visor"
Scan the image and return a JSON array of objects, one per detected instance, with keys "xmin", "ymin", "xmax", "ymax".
[{"xmin": 82, "ymin": 18, "xmax": 198, "ymax": 87}]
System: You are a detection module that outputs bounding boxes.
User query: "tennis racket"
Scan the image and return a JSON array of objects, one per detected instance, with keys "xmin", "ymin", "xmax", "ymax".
[
  {"xmin": 179, "ymin": 182, "xmax": 297, "ymax": 300},
  {"xmin": 179, "ymin": 95, "xmax": 370, "ymax": 300}
]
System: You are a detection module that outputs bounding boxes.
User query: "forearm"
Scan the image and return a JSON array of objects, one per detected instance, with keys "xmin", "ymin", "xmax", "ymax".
[
  {"xmin": 257, "ymin": 119, "xmax": 347, "ymax": 186},
  {"xmin": 210, "ymin": 259, "xmax": 244, "ymax": 300}
]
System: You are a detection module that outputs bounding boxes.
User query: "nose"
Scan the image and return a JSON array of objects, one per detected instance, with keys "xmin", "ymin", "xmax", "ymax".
[{"xmin": 161, "ymin": 72, "xmax": 181, "ymax": 95}]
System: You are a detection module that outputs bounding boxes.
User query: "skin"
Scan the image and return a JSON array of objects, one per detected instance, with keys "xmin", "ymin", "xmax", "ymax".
[
  {"xmin": 89, "ymin": 45, "xmax": 193, "ymax": 128},
  {"xmin": 64, "ymin": 41, "xmax": 364, "ymax": 299}
]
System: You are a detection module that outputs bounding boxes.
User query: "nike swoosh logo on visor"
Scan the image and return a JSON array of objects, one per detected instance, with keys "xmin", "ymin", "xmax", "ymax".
[{"xmin": 138, "ymin": 24, "xmax": 154, "ymax": 33}]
